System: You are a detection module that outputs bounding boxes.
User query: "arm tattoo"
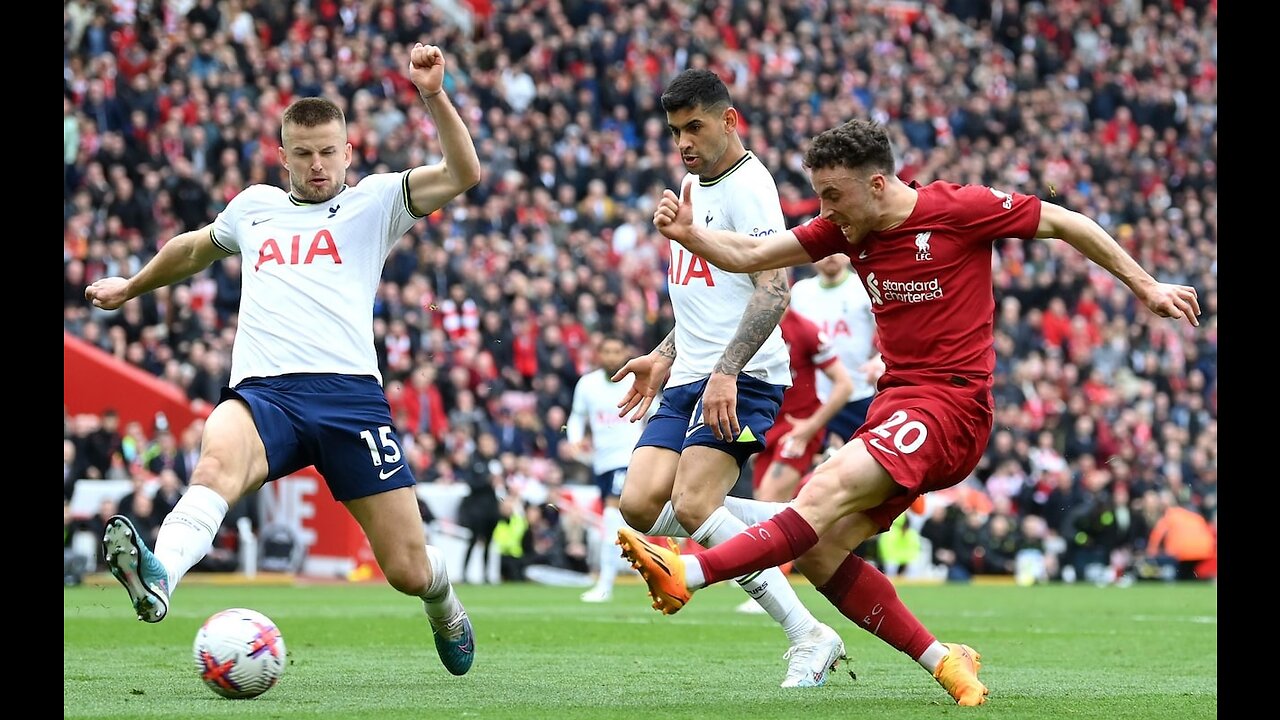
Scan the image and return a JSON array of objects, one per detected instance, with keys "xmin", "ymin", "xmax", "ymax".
[
  {"xmin": 654, "ymin": 329, "xmax": 677, "ymax": 362},
  {"xmin": 714, "ymin": 269, "xmax": 790, "ymax": 376}
]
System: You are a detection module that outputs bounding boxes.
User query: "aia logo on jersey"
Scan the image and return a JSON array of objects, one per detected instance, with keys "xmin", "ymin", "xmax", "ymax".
[
  {"xmin": 254, "ymin": 229, "xmax": 344, "ymax": 271},
  {"xmin": 668, "ymin": 247, "xmax": 716, "ymax": 286},
  {"xmin": 815, "ymin": 319, "xmax": 854, "ymax": 338}
]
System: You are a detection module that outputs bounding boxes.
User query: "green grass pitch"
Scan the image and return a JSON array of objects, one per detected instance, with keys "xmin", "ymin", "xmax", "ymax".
[{"xmin": 65, "ymin": 576, "xmax": 1216, "ymax": 719}]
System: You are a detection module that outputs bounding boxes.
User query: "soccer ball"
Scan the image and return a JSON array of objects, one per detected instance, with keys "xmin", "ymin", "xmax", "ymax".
[{"xmin": 192, "ymin": 608, "xmax": 287, "ymax": 699}]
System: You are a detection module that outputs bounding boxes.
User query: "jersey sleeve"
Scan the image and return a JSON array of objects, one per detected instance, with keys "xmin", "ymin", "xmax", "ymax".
[
  {"xmin": 359, "ymin": 170, "xmax": 422, "ymax": 241},
  {"xmin": 947, "ymin": 184, "xmax": 1042, "ymax": 246},
  {"xmin": 728, "ymin": 167, "xmax": 786, "ymax": 236},
  {"xmin": 792, "ymin": 216, "xmax": 851, "ymax": 261},
  {"xmin": 209, "ymin": 186, "xmax": 253, "ymax": 254}
]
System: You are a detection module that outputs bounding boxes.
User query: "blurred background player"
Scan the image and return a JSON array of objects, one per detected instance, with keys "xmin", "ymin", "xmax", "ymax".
[
  {"xmin": 736, "ymin": 307, "xmax": 852, "ymax": 615},
  {"xmin": 565, "ymin": 334, "xmax": 654, "ymax": 602},
  {"xmin": 789, "ymin": 253, "xmax": 879, "ymax": 450},
  {"xmin": 611, "ymin": 68, "xmax": 845, "ymax": 687},
  {"xmin": 752, "ymin": 308, "xmax": 854, "ymax": 505}
]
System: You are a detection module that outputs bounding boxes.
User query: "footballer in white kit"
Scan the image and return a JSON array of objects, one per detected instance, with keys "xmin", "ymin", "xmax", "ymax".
[
  {"xmin": 643, "ymin": 150, "xmax": 792, "ymax": 461},
  {"xmin": 209, "ymin": 173, "xmax": 424, "ymax": 500},
  {"xmin": 89, "ymin": 65, "xmax": 483, "ymax": 678},
  {"xmin": 790, "ymin": 254, "xmax": 878, "ymax": 441},
  {"xmin": 566, "ymin": 334, "xmax": 653, "ymax": 602},
  {"xmin": 615, "ymin": 68, "xmax": 847, "ymax": 689}
]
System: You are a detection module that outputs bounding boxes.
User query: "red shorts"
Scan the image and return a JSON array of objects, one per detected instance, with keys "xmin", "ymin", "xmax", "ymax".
[
  {"xmin": 751, "ymin": 417, "xmax": 826, "ymax": 490},
  {"xmin": 855, "ymin": 381, "xmax": 993, "ymax": 531}
]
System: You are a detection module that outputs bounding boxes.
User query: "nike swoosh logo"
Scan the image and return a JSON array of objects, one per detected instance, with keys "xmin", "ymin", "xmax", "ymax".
[
  {"xmin": 867, "ymin": 437, "xmax": 898, "ymax": 456},
  {"xmin": 378, "ymin": 465, "xmax": 405, "ymax": 480},
  {"xmin": 685, "ymin": 422, "xmax": 705, "ymax": 438},
  {"xmin": 858, "ymin": 250, "xmax": 869, "ymax": 260},
  {"xmin": 252, "ymin": 218, "xmax": 271, "ymax": 226}
]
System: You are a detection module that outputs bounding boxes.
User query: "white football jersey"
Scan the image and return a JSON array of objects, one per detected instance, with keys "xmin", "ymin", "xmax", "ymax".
[
  {"xmin": 791, "ymin": 270, "xmax": 877, "ymax": 401},
  {"xmin": 566, "ymin": 369, "xmax": 651, "ymax": 473},
  {"xmin": 210, "ymin": 172, "xmax": 420, "ymax": 386},
  {"xmin": 666, "ymin": 151, "xmax": 790, "ymax": 387}
]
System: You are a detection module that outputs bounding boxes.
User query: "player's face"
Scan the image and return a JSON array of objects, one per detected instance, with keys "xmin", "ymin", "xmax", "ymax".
[
  {"xmin": 809, "ymin": 166, "xmax": 880, "ymax": 244},
  {"xmin": 279, "ymin": 120, "xmax": 352, "ymax": 203},
  {"xmin": 666, "ymin": 104, "xmax": 735, "ymax": 178},
  {"xmin": 598, "ymin": 339, "xmax": 629, "ymax": 377}
]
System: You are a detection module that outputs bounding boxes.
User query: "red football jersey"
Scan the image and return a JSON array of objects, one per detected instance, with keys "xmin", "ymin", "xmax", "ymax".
[
  {"xmin": 778, "ymin": 309, "xmax": 839, "ymax": 419},
  {"xmin": 793, "ymin": 181, "xmax": 1041, "ymax": 390}
]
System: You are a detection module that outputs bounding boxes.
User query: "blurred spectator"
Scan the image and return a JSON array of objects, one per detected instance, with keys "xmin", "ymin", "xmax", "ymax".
[
  {"xmin": 80, "ymin": 408, "xmax": 122, "ymax": 479},
  {"xmin": 1145, "ymin": 493, "xmax": 1216, "ymax": 581},
  {"xmin": 877, "ymin": 514, "xmax": 922, "ymax": 578},
  {"xmin": 456, "ymin": 432, "xmax": 504, "ymax": 583},
  {"xmin": 494, "ymin": 495, "xmax": 530, "ymax": 582}
]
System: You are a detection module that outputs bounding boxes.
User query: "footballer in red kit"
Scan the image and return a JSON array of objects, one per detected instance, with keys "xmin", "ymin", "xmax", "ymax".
[
  {"xmin": 752, "ymin": 308, "xmax": 853, "ymax": 503},
  {"xmin": 622, "ymin": 118, "xmax": 1201, "ymax": 706},
  {"xmin": 790, "ymin": 181, "xmax": 1040, "ymax": 528}
]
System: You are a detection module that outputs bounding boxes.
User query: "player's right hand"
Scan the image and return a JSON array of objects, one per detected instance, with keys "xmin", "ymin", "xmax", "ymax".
[
  {"xmin": 84, "ymin": 277, "xmax": 130, "ymax": 311},
  {"xmin": 653, "ymin": 180, "xmax": 694, "ymax": 242}
]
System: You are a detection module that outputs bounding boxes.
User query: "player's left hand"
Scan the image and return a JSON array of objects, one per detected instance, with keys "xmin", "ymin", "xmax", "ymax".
[
  {"xmin": 408, "ymin": 43, "xmax": 445, "ymax": 96},
  {"xmin": 702, "ymin": 372, "xmax": 740, "ymax": 441},
  {"xmin": 1140, "ymin": 281, "xmax": 1201, "ymax": 328}
]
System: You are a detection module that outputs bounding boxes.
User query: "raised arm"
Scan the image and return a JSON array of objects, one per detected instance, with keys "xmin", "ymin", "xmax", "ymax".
[
  {"xmin": 85, "ymin": 225, "xmax": 228, "ymax": 311},
  {"xmin": 403, "ymin": 44, "xmax": 482, "ymax": 216},
  {"xmin": 653, "ymin": 183, "xmax": 813, "ymax": 273},
  {"xmin": 1037, "ymin": 202, "xmax": 1200, "ymax": 327}
]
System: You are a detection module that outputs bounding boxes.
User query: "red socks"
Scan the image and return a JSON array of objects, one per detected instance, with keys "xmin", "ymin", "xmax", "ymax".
[
  {"xmin": 694, "ymin": 507, "xmax": 818, "ymax": 584},
  {"xmin": 816, "ymin": 553, "xmax": 936, "ymax": 660}
]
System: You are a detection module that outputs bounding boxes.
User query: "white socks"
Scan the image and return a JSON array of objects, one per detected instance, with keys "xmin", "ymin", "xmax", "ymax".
[
  {"xmin": 422, "ymin": 544, "xmax": 462, "ymax": 623},
  {"xmin": 645, "ymin": 497, "xmax": 789, "ymax": 537},
  {"xmin": 722, "ymin": 496, "xmax": 789, "ymax": 525},
  {"xmin": 691, "ymin": 507, "xmax": 817, "ymax": 643},
  {"xmin": 644, "ymin": 501, "xmax": 690, "ymax": 538},
  {"xmin": 154, "ymin": 484, "xmax": 229, "ymax": 593},
  {"xmin": 595, "ymin": 506, "xmax": 627, "ymax": 590},
  {"xmin": 918, "ymin": 641, "xmax": 949, "ymax": 673}
]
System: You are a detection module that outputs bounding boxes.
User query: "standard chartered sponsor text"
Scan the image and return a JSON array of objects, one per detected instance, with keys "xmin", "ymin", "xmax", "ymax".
[{"xmin": 880, "ymin": 277, "xmax": 944, "ymax": 303}]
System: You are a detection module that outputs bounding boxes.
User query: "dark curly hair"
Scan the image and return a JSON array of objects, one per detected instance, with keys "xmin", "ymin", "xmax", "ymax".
[{"xmin": 803, "ymin": 119, "xmax": 895, "ymax": 175}]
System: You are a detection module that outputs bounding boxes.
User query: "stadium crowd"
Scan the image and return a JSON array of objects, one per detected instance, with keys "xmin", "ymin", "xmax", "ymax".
[{"xmin": 63, "ymin": 0, "xmax": 1216, "ymax": 584}]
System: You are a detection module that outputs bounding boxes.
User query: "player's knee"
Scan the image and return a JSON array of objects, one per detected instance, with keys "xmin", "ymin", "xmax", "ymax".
[
  {"xmin": 670, "ymin": 496, "xmax": 712, "ymax": 534},
  {"xmin": 382, "ymin": 559, "xmax": 429, "ymax": 596},
  {"xmin": 618, "ymin": 496, "xmax": 658, "ymax": 533}
]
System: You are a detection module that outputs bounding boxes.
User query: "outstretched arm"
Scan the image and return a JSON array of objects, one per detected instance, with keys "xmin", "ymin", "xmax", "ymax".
[
  {"xmin": 404, "ymin": 44, "xmax": 482, "ymax": 215},
  {"xmin": 85, "ymin": 225, "xmax": 227, "ymax": 310},
  {"xmin": 653, "ymin": 183, "xmax": 813, "ymax": 273},
  {"xmin": 1037, "ymin": 202, "xmax": 1200, "ymax": 327}
]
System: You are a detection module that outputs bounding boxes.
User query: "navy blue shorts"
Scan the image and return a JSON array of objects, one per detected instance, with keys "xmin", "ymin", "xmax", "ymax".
[
  {"xmin": 594, "ymin": 467, "xmax": 628, "ymax": 500},
  {"xmin": 635, "ymin": 375, "xmax": 785, "ymax": 467},
  {"xmin": 221, "ymin": 373, "xmax": 416, "ymax": 502},
  {"xmin": 826, "ymin": 395, "xmax": 875, "ymax": 442}
]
